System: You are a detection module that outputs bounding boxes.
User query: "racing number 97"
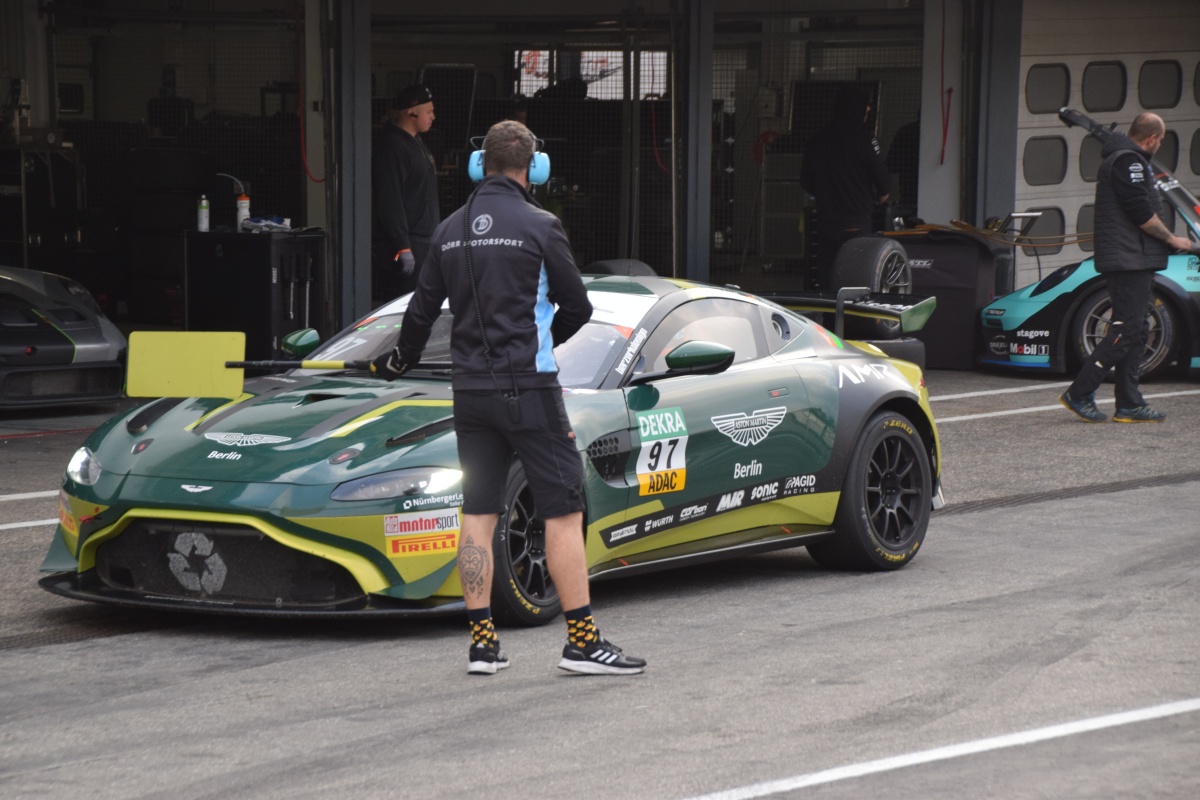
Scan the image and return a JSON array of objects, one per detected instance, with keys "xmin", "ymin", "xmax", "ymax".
[{"xmin": 645, "ymin": 439, "xmax": 679, "ymax": 472}]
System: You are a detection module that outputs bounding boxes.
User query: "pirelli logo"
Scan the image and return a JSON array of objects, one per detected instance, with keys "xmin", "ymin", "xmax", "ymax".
[{"xmin": 389, "ymin": 532, "xmax": 458, "ymax": 556}]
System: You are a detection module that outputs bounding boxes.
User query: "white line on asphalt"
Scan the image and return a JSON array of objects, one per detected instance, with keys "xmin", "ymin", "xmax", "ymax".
[
  {"xmin": 0, "ymin": 490, "xmax": 58, "ymax": 502},
  {"xmin": 937, "ymin": 389, "xmax": 1200, "ymax": 423},
  {"xmin": 0, "ymin": 518, "xmax": 58, "ymax": 531},
  {"xmin": 928, "ymin": 381, "xmax": 1070, "ymax": 401},
  {"xmin": 684, "ymin": 697, "xmax": 1200, "ymax": 800}
]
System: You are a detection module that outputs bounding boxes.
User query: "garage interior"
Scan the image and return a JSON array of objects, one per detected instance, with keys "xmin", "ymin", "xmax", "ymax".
[{"xmin": 1, "ymin": 0, "xmax": 926, "ymax": 337}]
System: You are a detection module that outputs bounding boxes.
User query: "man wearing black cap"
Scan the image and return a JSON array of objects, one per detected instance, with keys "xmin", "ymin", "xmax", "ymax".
[{"xmin": 372, "ymin": 84, "xmax": 440, "ymax": 303}]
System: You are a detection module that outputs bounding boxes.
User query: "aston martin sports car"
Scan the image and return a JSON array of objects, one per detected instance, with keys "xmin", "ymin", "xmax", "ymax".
[
  {"xmin": 41, "ymin": 275, "xmax": 943, "ymax": 624},
  {"xmin": 0, "ymin": 266, "xmax": 126, "ymax": 407},
  {"xmin": 979, "ymin": 108, "xmax": 1200, "ymax": 379}
]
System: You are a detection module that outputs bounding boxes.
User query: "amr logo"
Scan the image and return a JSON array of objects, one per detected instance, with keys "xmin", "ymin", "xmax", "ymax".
[
  {"xmin": 837, "ymin": 363, "xmax": 891, "ymax": 388},
  {"xmin": 167, "ymin": 532, "xmax": 228, "ymax": 594}
]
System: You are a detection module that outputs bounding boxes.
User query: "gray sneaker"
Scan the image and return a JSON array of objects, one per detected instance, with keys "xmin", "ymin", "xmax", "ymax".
[
  {"xmin": 1113, "ymin": 405, "xmax": 1166, "ymax": 423},
  {"xmin": 1059, "ymin": 391, "xmax": 1107, "ymax": 423}
]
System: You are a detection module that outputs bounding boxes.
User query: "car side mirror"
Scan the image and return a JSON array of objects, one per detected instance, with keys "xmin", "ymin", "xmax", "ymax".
[
  {"xmin": 627, "ymin": 340, "xmax": 735, "ymax": 385},
  {"xmin": 282, "ymin": 328, "xmax": 321, "ymax": 358}
]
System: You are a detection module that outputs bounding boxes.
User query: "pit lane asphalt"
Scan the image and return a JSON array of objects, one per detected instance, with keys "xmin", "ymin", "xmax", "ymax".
[{"xmin": 1, "ymin": 370, "xmax": 1197, "ymax": 799}]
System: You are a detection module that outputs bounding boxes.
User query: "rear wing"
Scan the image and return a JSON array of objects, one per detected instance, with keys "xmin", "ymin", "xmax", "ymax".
[
  {"xmin": 758, "ymin": 288, "xmax": 937, "ymax": 339},
  {"xmin": 1059, "ymin": 107, "xmax": 1200, "ymax": 241}
]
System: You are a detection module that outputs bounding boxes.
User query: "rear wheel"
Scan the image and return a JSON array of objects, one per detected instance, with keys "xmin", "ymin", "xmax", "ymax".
[
  {"xmin": 1070, "ymin": 287, "xmax": 1176, "ymax": 379},
  {"xmin": 830, "ymin": 237, "xmax": 911, "ymax": 339},
  {"xmin": 808, "ymin": 411, "xmax": 931, "ymax": 570},
  {"xmin": 491, "ymin": 463, "xmax": 561, "ymax": 626}
]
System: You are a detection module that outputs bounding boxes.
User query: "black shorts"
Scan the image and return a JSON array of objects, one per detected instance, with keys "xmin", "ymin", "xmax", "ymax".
[{"xmin": 454, "ymin": 388, "xmax": 585, "ymax": 519}]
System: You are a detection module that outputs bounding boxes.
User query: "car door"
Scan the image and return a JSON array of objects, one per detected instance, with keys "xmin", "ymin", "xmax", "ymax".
[{"xmin": 596, "ymin": 297, "xmax": 820, "ymax": 557}]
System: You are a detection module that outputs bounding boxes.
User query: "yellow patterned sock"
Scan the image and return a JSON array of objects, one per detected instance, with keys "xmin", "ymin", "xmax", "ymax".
[
  {"xmin": 467, "ymin": 608, "xmax": 498, "ymax": 648},
  {"xmin": 565, "ymin": 606, "xmax": 599, "ymax": 648}
]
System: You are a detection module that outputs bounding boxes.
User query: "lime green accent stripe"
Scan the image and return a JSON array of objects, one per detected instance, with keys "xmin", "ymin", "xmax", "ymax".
[
  {"xmin": 184, "ymin": 394, "xmax": 255, "ymax": 431},
  {"xmin": 330, "ymin": 398, "xmax": 453, "ymax": 437}
]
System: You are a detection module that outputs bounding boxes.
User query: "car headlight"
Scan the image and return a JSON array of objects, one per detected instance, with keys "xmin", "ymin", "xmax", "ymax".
[
  {"xmin": 330, "ymin": 467, "xmax": 462, "ymax": 502},
  {"xmin": 66, "ymin": 447, "xmax": 103, "ymax": 486}
]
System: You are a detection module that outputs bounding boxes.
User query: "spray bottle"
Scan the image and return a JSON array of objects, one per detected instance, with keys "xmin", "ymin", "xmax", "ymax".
[{"xmin": 197, "ymin": 195, "xmax": 210, "ymax": 232}]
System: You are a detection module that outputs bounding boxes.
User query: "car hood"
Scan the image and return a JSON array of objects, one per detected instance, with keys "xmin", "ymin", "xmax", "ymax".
[{"xmin": 98, "ymin": 375, "xmax": 458, "ymax": 485}]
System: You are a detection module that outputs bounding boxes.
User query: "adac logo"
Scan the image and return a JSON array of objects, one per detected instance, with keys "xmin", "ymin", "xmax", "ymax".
[
  {"xmin": 204, "ymin": 432, "xmax": 291, "ymax": 447},
  {"xmin": 472, "ymin": 214, "xmax": 493, "ymax": 235},
  {"xmin": 710, "ymin": 406, "xmax": 787, "ymax": 447}
]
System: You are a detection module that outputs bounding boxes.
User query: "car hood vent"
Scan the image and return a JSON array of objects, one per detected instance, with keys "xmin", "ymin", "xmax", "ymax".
[{"xmin": 386, "ymin": 417, "xmax": 455, "ymax": 447}]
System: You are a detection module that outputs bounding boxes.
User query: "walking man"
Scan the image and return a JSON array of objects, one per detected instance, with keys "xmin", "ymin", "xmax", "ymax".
[{"xmin": 1060, "ymin": 112, "xmax": 1198, "ymax": 423}]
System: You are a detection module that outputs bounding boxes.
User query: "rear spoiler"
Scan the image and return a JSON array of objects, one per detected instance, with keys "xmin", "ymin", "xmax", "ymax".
[{"xmin": 758, "ymin": 287, "xmax": 937, "ymax": 338}]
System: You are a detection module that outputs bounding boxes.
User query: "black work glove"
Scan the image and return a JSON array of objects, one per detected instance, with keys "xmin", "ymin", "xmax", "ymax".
[
  {"xmin": 396, "ymin": 249, "xmax": 416, "ymax": 276},
  {"xmin": 370, "ymin": 347, "xmax": 413, "ymax": 381}
]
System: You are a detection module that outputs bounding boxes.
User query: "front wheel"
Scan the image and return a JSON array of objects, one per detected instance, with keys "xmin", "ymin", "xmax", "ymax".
[
  {"xmin": 491, "ymin": 463, "xmax": 561, "ymax": 626},
  {"xmin": 808, "ymin": 411, "xmax": 931, "ymax": 570},
  {"xmin": 1070, "ymin": 287, "xmax": 1176, "ymax": 380}
]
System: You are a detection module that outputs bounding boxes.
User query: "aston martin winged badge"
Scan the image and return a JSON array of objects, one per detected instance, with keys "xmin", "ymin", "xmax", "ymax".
[
  {"xmin": 710, "ymin": 407, "xmax": 787, "ymax": 447},
  {"xmin": 203, "ymin": 432, "xmax": 292, "ymax": 447}
]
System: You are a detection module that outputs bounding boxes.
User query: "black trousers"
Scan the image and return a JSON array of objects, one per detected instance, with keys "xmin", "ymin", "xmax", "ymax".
[{"xmin": 1066, "ymin": 270, "xmax": 1154, "ymax": 409}]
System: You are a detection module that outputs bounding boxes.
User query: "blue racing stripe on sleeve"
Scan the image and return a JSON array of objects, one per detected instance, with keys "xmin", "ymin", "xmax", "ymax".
[{"xmin": 535, "ymin": 263, "xmax": 557, "ymax": 372}]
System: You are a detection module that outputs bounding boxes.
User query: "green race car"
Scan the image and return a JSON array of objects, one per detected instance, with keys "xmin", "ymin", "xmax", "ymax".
[{"xmin": 41, "ymin": 275, "xmax": 943, "ymax": 624}]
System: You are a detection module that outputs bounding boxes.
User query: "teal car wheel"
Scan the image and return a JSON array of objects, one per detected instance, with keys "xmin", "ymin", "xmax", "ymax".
[
  {"xmin": 808, "ymin": 411, "xmax": 930, "ymax": 571},
  {"xmin": 1070, "ymin": 287, "xmax": 1176, "ymax": 380},
  {"xmin": 492, "ymin": 463, "xmax": 562, "ymax": 626}
]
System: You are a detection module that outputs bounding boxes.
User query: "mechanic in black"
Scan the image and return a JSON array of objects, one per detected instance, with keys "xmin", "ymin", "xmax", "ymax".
[
  {"xmin": 372, "ymin": 120, "xmax": 646, "ymax": 677},
  {"xmin": 1060, "ymin": 112, "xmax": 1199, "ymax": 423},
  {"xmin": 800, "ymin": 86, "xmax": 891, "ymax": 287},
  {"xmin": 372, "ymin": 84, "xmax": 440, "ymax": 304}
]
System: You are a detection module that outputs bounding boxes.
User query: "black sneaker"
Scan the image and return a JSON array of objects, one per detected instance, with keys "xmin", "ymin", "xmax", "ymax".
[
  {"xmin": 1113, "ymin": 405, "xmax": 1167, "ymax": 423},
  {"xmin": 468, "ymin": 642, "xmax": 510, "ymax": 675},
  {"xmin": 1059, "ymin": 391, "xmax": 1107, "ymax": 423},
  {"xmin": 558, "ymin": 637, "xmax": 647, "ymax": 675}
]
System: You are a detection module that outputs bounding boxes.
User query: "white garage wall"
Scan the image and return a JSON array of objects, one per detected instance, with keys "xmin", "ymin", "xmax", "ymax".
[{"xmin": 1014, "ymin": 0, "xmax": 1200, "ymax": 288}]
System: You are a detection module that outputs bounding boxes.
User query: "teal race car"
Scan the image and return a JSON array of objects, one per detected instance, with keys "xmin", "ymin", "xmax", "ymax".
[
  {"xmin": 980, "ymin": 108, "xmax": 1200, "ymax": 378},
  {"xmin": 41, "ymin": 275, "xmax": 943, "ymax": 624}
]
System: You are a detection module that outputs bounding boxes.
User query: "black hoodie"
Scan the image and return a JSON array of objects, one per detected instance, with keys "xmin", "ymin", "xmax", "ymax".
[{"xmin": 800, "ymin": 88, "xmax": 890, "ymax": 226}]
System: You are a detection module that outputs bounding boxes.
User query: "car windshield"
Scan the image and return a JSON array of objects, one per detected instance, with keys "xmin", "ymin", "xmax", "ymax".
[{"xmin": 299, "ymin": 287, "xmax": 658, "ymax": 389}]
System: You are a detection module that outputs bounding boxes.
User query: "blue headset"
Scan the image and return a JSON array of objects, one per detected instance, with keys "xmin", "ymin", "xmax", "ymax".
[{"xmin": 467, "ymin": 135, "xmax": 550, "ymax": 185}]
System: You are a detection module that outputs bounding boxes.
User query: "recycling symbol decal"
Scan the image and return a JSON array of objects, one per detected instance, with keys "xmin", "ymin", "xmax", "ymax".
[{"xmin": 167, "ymin": 532, "xmax": 228, "ymax": 594}]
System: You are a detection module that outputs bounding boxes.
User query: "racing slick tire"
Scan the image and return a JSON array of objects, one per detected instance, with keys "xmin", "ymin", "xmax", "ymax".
[
  {"xmin": 492, "ymin": 463, "xmax": 562, "ymax": 626},
  {"xmin": 1069, "ymin": 286, "xmax": 1177, "ymax": 380},
  {"xmin": 830, "ymin": 237, "xmax": 912, "ymax": 340},
  {"xmin": 807, "ymin": 410, "xmax": 931, "ymax": 571}
]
